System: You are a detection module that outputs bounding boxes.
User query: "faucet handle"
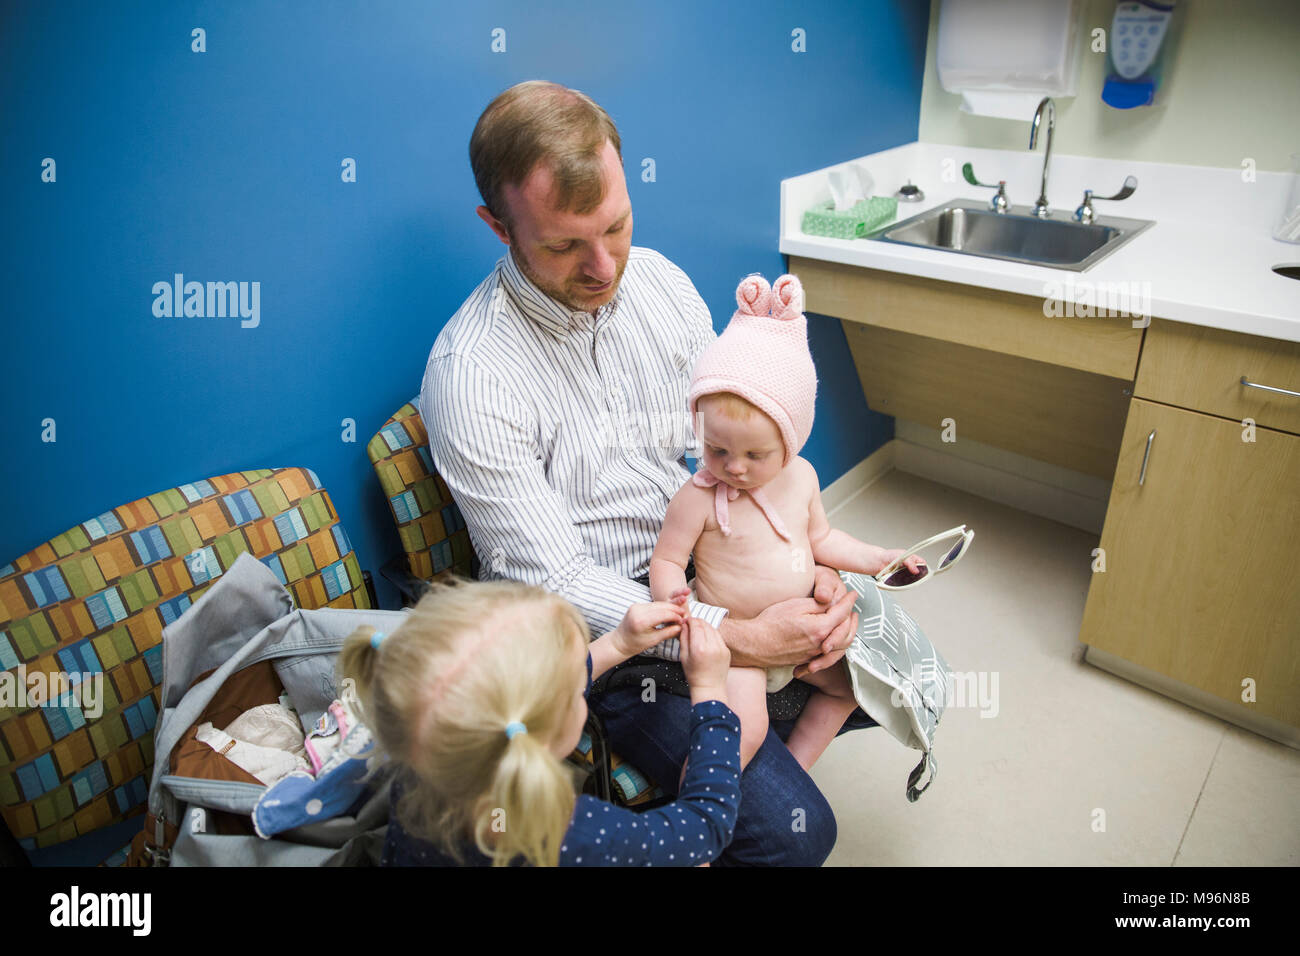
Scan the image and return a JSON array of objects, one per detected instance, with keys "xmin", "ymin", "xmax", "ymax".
[
  {"xmin": 1096, "ymin": 175, "xmax": 1138, "ymax": 202},
  {"xmin": 1075, "ymin": 175, "xmax": 1138, "ymax": 223},
  {"xmin": 962, "ymin": 163, "xmax": 1010, "ymax": 213},
  {"xmin": 962, "ymin": 162, "xmax": 1000, "ymax": 188}
]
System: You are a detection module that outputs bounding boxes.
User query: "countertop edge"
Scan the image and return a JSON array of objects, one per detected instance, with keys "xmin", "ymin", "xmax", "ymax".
[{"xmin": 779, "ymin": 237, "xmax": 1300, "ymax": 346}]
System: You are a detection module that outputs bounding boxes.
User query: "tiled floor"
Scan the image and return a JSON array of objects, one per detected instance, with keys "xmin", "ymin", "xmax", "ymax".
[{"xmin": 815, "ymin": 469, "xmax": 1300, "ymax": 866}]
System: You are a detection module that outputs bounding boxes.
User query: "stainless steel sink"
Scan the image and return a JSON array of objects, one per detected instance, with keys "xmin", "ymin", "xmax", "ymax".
[{"xmin": 870, "ymin": 199, "xmax": 1155, "ymax": 272}]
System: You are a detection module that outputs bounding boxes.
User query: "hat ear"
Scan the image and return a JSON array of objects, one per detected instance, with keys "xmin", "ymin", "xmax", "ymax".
[
  {"xmin": 771, "ymin": 274, "xmax": 804, "ymax": 321},
  {"xmin": 735, "ymin": 274, "xmax": 773, "ymax": 316}
]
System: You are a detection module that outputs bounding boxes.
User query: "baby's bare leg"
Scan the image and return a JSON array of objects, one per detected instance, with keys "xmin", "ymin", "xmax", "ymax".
[
  {"xmin": 727, "ymin": 666, "xmax": 770, "ymax": 769},
  {"xmin": 785, "ymin": 662, "xmax": 860, "ymax": 773}
]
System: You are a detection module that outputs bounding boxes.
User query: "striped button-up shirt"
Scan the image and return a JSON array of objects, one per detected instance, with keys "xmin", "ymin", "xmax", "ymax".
[{"xmin": 419, "ymin": 245, "xmax": 728, "ymax": 658}]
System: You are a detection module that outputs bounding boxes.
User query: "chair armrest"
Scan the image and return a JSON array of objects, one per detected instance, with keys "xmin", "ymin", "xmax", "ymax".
[
  {"xmin": 583, "ymin": 712, "xmax": 614, "ymax": 803},
  {"xmin": 380, "ymin": 556, "xmax": 434, "ymax": 606}
]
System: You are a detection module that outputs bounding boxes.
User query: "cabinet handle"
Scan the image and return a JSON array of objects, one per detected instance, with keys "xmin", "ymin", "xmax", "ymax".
[
  {"xmin": 1240, "ymin": 376, "xmax": 1300, "ymax": 398},
  {"xmin": 1138, "ymin": 429, "xmax": 1156, "ymax": 486}
]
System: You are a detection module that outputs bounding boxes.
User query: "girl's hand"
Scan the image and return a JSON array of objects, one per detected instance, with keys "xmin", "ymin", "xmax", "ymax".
[
  {"xmin": 613, "ymin": 601, "xmax": 686, "ymax": 657},
  {"xmin": 679, "ymin": 616, "xmax": 731, "ymax": 699}
]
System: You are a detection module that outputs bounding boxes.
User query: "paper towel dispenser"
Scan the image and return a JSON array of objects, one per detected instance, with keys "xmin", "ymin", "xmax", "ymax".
[{"xmin": 937, "ymin": 0, "xmax": 1084, "ymax": 119}]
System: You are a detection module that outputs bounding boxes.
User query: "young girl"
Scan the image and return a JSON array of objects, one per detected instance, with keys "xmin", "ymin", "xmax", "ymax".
[
  {"xmin": 649, "ymin": 273, "xmax": 926, "ymax": 773},
  {"xmin": 339, "ymin": 575, "xmax": 740, "ymax": 867}
]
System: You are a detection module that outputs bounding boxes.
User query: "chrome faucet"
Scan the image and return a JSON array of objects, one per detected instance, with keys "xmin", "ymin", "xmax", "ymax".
[
  {"xmin": 962, "ymin": 163, "xmax": 1009, "ymax": 213},
  {"xmin": 1028, "ymin": 97, "xmax": 1055, "ymax": 218},
  {"xmin": 1075, "ymin": 176, "xmax": 1139, "ymax": 224}
]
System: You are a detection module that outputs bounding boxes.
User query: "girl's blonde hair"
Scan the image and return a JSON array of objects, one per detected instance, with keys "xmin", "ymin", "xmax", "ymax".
[{"xmin": 339, "ymin": 575, "xmax": 589, "ymax": 867}]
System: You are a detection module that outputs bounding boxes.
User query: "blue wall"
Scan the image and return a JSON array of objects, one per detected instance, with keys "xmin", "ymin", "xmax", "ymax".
[{"xmin": 1, "ymin": 0, "xmax": 929, "ymax": 608}]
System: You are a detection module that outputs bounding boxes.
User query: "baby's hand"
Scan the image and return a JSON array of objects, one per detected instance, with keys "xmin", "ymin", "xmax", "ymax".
[
  {"xmin": 667, "ymin": 585, "xmax": 692, "ymax": 610},
  {"xmin": 614, "ymin": 601, "xmax": 686, "ymax": 657},
  {"xmin": 878, "ymin": 548, "xmax": 927, "ymax": 577}
]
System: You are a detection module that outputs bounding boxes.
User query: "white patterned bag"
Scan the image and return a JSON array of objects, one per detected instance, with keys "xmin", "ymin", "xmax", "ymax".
[{"xmin": 839, "ymin": 569, "xmax": 951, "ymax": 802}]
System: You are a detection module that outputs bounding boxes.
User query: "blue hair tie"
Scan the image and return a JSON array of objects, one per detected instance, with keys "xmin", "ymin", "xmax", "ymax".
[
  {"xmin": 505, "ymin": 721, "xmax": 527, "ymax": 740},
  {"xmin": 370, "ymin": 631, "xmax": 386, "ymax": 649}
]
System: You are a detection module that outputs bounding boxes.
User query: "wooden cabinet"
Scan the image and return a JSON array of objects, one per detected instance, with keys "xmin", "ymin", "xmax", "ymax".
[
  {"xmin": 1081, "ymin": 317, "xmax": 1300, "ymax": 734},
  {"xmin": 1078, "ymin": 398, "xmax": 1300, "ymax": 728},
  {"xmin": 1136, "ymin": 318, "xmax": 1300, "ymax": 434}
]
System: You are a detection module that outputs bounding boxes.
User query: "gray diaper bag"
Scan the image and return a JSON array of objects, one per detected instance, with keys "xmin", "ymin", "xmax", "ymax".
[
  {"xmin": 135, "ymin": 551, "xmax": 408, "ymax": 866},
  {"xmin": 839, "ymin": 570, "xmax": 952, "ymax": 803}
]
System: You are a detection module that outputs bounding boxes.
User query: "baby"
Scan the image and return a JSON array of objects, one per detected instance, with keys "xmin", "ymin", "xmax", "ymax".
[{"xmin": 649, "ymin": 273, "xmax": 925, "ymax": 772}]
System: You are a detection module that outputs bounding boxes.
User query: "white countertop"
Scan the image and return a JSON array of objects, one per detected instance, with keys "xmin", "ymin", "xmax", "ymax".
[{"xmin": 780, "ymin": 142, "xmax": 1300, "ymax": 344}]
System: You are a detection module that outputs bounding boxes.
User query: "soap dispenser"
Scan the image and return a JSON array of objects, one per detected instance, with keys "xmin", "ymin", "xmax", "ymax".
[{"xmin": 1101, "ymin": 0, "xmax": 1182, "ymax": 109}]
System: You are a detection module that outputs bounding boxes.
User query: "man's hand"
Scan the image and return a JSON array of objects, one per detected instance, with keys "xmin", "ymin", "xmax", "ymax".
[
  {"xmin": 795, "ymin": 565, "xmax": 859, "ymax": 678},
  {"xmin": 721, "ymin": 565, "xmax": 858, "ymax": 672}
]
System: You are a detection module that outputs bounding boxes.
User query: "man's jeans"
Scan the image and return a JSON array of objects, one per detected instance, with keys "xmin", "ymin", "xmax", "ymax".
[
  {"xmin": 596, "ymin": 564, "xmax": 879, "ymax": 866},
  {"xmin": 590, "ymin": 685, "xmax": 876, "ymax": 866}
]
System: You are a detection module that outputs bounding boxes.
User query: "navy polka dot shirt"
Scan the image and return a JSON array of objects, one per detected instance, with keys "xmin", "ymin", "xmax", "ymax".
[{"xmin": 381, "ymin": 653, "xmax": 742, "ymax": 867}]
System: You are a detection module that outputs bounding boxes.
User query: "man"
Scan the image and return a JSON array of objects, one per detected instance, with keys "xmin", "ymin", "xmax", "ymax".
[{"xmin": 419, "ymin": 80, "xmax": 872, "ymax": 865}]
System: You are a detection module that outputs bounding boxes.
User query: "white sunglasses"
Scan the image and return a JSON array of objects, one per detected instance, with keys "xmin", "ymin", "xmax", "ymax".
[{"xmin": 873, "ymin": 525, "xmax": 975, "ymax": 591}]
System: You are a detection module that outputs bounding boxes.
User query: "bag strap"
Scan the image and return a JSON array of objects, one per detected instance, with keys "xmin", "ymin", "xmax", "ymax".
[
  {"xmin": 906, "ymin": 750, "xmax": 937, "ymax": 803},
  {"xmin": 127, "ymin": 811, "xmax": 179, "ymax": 866}
]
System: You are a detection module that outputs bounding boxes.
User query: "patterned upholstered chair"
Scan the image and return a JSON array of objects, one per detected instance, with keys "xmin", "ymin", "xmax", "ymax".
[
  {"xmin": 0, "ymin": 467, "xmax": 372, "ymax": 866},
  {"xmin": 367, "ymin": 402, "xmax": 662, "ymax": 807},
  {"xmin": 366, "ymin": 402, "xmax": 479, "ymax": 599}
]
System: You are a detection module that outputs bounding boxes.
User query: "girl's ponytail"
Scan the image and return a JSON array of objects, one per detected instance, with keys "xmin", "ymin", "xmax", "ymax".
[
  {"xmin": 475, "ymin": 722, "xmax": 577, "ymax": 867},
  {"xmin": 337, "ymin": 624, "xmax": 383, "ymax": 724}
]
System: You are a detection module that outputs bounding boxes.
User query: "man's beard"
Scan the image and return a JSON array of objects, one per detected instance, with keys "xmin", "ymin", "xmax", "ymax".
[{"xmin": 509, "ymin": 246, "xmax": 627, "ymax": 314}]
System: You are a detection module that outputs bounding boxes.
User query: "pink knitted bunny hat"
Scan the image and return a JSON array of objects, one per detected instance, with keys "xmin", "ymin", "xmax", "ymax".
[{"xmin": 688, "ymin": 273, "xmax": 818, "ymax": 468}]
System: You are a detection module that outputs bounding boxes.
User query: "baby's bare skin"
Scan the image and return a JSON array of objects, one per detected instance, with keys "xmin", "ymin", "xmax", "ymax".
[
  {"xmin": 652, "ymin": 453, "xmax": 860, "ymax": 771},
  {"xmin": 686, "ymin": 457, "xmax": 819, "ymax": 619}
]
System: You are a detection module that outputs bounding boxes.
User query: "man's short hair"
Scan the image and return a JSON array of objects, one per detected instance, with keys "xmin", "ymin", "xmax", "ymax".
[{"xmin": 469, "ymin": 80, "xmax": 622, "ymax": 230}]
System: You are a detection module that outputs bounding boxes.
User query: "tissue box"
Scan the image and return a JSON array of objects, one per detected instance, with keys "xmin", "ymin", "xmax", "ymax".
[{"xmin": 801, "ymin": 197, "xmax": 898, "ymax": 239}]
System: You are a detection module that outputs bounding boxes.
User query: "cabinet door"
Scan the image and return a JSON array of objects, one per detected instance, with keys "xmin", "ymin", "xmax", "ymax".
[{"xmin": 1079, "ymin": 399, "xmax": 1300, "ymax": 727}]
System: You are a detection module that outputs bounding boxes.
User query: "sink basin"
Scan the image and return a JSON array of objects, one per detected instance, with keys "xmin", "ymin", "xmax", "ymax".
[{"xmin": 871, "ymin": 199, "xmax": 1155, "ymax": 272}]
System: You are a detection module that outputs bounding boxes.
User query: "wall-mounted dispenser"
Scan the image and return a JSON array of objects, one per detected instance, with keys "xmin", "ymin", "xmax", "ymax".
[
  {"xmin": 937, "ymin": 0, "xmax": 1083, "ymax": 120},
  {"xmin": 1101, "ymin": 0, "xmax": 1182, "ymax": 109}
]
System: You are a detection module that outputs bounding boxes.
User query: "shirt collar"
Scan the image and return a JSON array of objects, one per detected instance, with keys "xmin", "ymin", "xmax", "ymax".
[{"xmin": 499, "ymin": 249, "xmax": 622, "ymax": 339}]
